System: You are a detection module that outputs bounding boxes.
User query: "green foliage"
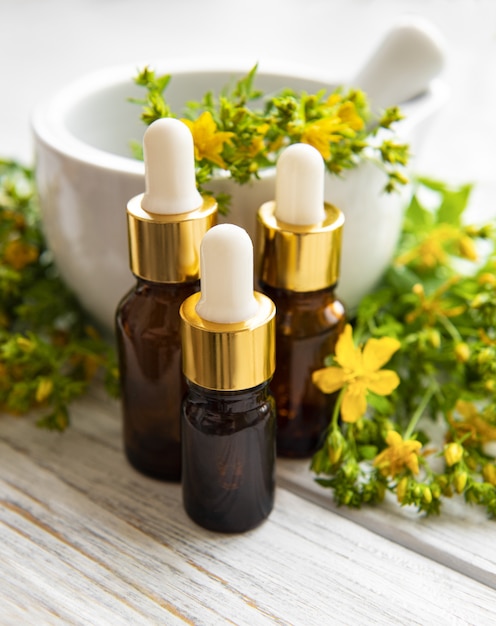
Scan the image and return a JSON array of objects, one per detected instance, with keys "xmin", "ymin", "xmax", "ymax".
[
  {"xmin": 312, "ymin": 177, "xmax": 496, "ymax": 517},
  {"xmin": 0, "ymin": 160, "xmax": 119, "ymax": 430}
]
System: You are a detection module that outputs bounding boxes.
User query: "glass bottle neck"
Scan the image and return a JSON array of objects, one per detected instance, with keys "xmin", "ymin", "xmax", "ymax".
[
  {"xmin": 185, "ymin": 379, "xmax": 271, "ymax": 405},
  {"xmin": 259, "ymin": 281, "xmax": 337, "ymax": 308}
]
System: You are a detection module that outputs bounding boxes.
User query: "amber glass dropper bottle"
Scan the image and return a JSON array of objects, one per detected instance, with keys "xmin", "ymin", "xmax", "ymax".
[
  {"xmin": 256, "ymin": 143, "xmax": 346, "ymax": 458},
  {"xmin": 115, "ymin": 118, "xmax": 217, "ymax": 480},
  {"xmin": 180, "ymin": 224, "xmax": 276, "ymax": 533}
]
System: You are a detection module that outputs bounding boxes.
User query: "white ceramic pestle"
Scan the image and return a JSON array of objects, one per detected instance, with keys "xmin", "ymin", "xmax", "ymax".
[{"xmin": 352, "ymin": 16, "xmax": 446, "ymax": 112}]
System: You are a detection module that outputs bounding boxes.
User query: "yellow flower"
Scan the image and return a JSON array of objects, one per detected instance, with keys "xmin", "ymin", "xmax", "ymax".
[
  {"xmin": 300, "ymin": 116, "xmax": 344, "ymax": 160},
  {"xmin": 312, "ymin": 324, "xmax": 400, "ymax": 423},
  {"xmin": 337, "ymin": 101, "xmax": 364, "ymax": 131},
  {"xmin": 373, "ymin": 430, "xmax": 422, "ymax": 477},
  {"xmin": 449, "ymin": 400, "xmax": 496, "ymax": 446},
  {"xmin": 240, "ymin": 123, "xmax": 269, "ymax": 158},
  {"xmin": 405, "ymin": 280, "xmax": 466, "ymax": 326},
  {"xmin": 3, "ymin": 239, "xmax": 39, "ymax": 270},
  {"xmin": 181, "ymin": 111, "xmax": 234, "ymax": 168},
  {"xmin": 444, "ymin": 442, "xmax": 463, "ymax": 466},
  {"xmin": 396, "ymin": 233, "xmax": 449, "ymax": 269}
]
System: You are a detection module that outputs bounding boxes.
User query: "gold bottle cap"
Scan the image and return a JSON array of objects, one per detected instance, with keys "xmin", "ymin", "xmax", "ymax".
[
  {"xmin": 256, "ymin": 200, "xmax": 344, "ymax": 292},
  {"xmin": 180, "ymin": 224, "xmax": 275, "ymax": 392},
  {"xmin": 180, "ymin": 291, "xmax": 275, "ymax": 391},
  {"xmin": 127, "ymin": 118, "xmax": 218, "ymax": 283},
  {"xmin": 127, "ymin": 194, "xmax": 217, "ymax": 283}
]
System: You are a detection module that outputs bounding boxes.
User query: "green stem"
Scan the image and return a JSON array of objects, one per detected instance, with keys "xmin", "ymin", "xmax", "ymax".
[
  {"xmin": 403, "ymin": 382, "xmax": 436, "ymax": 440},
  {"xmin": 331, "ymin": 386, "xmax": 346, "ymax": 430},
  {"xmin": 438, "ymin": 314, "xmax": 463, "ymax": 343}
]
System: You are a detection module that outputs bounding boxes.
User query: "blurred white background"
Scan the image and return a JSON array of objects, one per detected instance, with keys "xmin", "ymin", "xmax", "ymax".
[{"xmin": 1, "ymin": 0, "xmax": 495, "ymax": 196}]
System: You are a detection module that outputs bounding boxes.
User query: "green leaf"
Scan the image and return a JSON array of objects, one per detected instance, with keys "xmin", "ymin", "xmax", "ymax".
[
  {"xmin": 358, "ymin": 445, "xmax": 378, "ymax": 460},
  {"xmin": 437, "ymin": 184, "xmax": 473, "ymax": 226},
  {"xmin": 367, "ymin": 392, "xmax": 394, "ymax": 415},
  {"xmin": 384, "ymin": 265, "xmax": 420, "ymax": 293},
  {"xmin": 404, "ymin": 193, "xmax": 434, "ymax": 231}
]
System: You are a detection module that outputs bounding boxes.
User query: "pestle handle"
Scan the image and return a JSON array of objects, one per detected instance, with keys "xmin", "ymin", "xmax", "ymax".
[{"xmin": 352, "ymin": 16, "xmax": 446, "ymax": 112}]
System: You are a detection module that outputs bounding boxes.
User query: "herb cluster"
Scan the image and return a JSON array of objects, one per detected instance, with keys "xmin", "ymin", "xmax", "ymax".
[
  {"xmin": 312, "ymin": 178, "xmax": 496, "ymax": 517},
  {"xmin": 0, "ymin": 160, "xmax": 118, "ymax": 430}
]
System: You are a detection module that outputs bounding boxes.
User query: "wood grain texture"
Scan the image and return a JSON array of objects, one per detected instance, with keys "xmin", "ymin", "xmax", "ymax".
[
  {"xmin": 278, "ymin": 458, "xmax": 496, "ymax": 590},
  {"xmin": 1, "ymin": 389, "xmax": 495, "ymax": 625}
]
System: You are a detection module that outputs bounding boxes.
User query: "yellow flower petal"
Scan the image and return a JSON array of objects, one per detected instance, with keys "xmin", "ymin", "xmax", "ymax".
[
  {"xmin": 181, "ymin": 111, "xmax": 234, "ymax": 169},
  {"xmin": 374, "ymin": 431, "xmax": 422, "ymax": 477},
  {"xmin": 334, "ymin": 324, "xmax": 361, "ymax": 371},
  {"xmin": 337, "ymin": 101, "xmax": 364, "ymax": 131},
  {"xmin": 455, "ymin": 399, "xmax": 478, "ymax": 420},
  {"xmin": 312, "ymin": 366, "xmax": 348, "ymax": 394},
  {"xmin": 300, "ymin": 116, "xmax": 343, "ymax": 160},
  {"xmin": 362, "ymin": 336, "xmax": 401, "ymax": 372},
  {"xmin": 341, "ymin": 383, "xmax": 367, "ymax": 423},
  {"xmin": 366, "ymin": 369, "xmax": 400, "ymax": 396},
  {"xmin": 405, "ymin": 452, "xmax": 420, "ymax": 474},
  {"xmin": 385, "ymin": 430, "xmax": 403, "ymax": 446}
]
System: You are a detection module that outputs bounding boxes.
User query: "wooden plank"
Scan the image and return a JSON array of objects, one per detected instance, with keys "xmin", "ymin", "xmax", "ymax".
[
  {"xmin": 1, "ymin": 395, "xmax": 495, "ymax": 624},
  {"xmin": 82, "ymin": 389, "xmax": 496, "ymax": 589},
  {"xmin": 277, "ymin": 458, "xmax": 496, "ymax": 590}
]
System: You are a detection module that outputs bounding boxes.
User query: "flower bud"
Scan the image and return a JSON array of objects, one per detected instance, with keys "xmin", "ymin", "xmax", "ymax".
[
  {"xmin": 463, "ymin": 225, "xmax": 479, "ymax": 237},
  {"xmin": 454, "ymin": 343, "xmax": 470, "ymax": 363},
  {"xmin": 477, "ymin": 348, "xmax": 493, "ymax": 365},
  {"xmin": 478, "ymin": 272, "xmax": 496, "ymax": 286},
  {"xmin": 454, "ymin": 471, "xmax": 467, "ymax": 493},
  {"xmin": 35, "ymin": 378, "xmax": 53, "ymax": 403},
  {"xmin": 471, "ymin": 294, "xmax": 485, "ymax": 309},
  {"xmin": 327, "ymin": 430, "xmax": 344, "ymax": 465},
  {"xmin": 458, "ymin": 236, "xmax": 477, "ymax": 261},
  {"xmin": 343, "ymin": 491, "xmax": 353, "ymax": 505},
  {"xmin": 412, "ymin": 283, "xmax": 424, "ymax": 297},
  {"xmin": 484, "ymin": 379, "xmax": 495, "ymax": 392},
  {"xmin": 482, "ymin": 463, "xmax": 496, "ymax": 486},
  {"xmin": 428, "ymin": 329, "xmax": 441, "ymax": 349},
  {"xmin": 16, "ymin": 336, "xmax": 34, "ymax": 352},
  {"xmin": 431, "ymin": 483, "xmax": 441, "ymax": 499},
  {"xmin": 444, "ymin": 442, "xmax": 464, "ymax": 467},
  {"xmin": 423, "ymin": 486, "xmax": 432, "ymax": 504},
  {"xmin": 376, "ymin": 482, "xmax": 386, "ymax": 502},
  {"xmin": 396, "ymin": 477, "xmax": 408, "ymax": 503},
  {"xmin": 343, "ymin": 460, "xmax": 358, "ymax": 481}
]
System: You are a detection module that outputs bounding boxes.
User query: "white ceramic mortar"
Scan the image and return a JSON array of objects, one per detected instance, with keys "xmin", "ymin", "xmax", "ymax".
[{"xmin": 32, "ymin": 61, "xmax": 448, "ymax": 331}]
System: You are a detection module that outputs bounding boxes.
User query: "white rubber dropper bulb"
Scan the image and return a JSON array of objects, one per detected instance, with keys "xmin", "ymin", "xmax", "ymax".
[
  {"xmin": 141, "ymin": 118, "xmax": 203, "ymax": 215},
  {"xmin": 196, "ymin": 224, "xmax": 259, "ymax": 324},
  {"xmin": 275, "ymin": 143, "xmax": 326, "ymax": 226}
]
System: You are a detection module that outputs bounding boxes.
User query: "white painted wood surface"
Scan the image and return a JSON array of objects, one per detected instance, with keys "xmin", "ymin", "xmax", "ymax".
[
  {"xmin": 278, "ymin": 459, "xmax": 496, "ymax": 590},
  {"xmin": 1, "ymin": 388, "xmax": 495, "ymax": 625},
  {"xmin": 2, "ymin": 1, "xmax": 496, "ymax": 623}
]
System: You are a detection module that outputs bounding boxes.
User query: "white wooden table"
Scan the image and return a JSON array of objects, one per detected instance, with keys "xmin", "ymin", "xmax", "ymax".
[
  {"xmin": 1, "ymin": 386, "xmax": 495, "ymax": 624},
  {"xmin": 2, "ymin": 0, "xmax": 496, "ymax": 623}
]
